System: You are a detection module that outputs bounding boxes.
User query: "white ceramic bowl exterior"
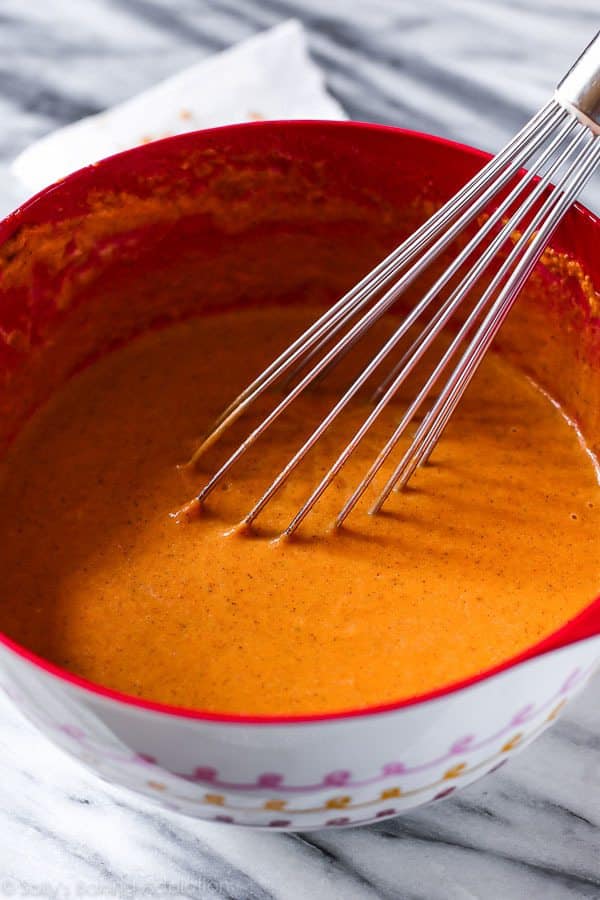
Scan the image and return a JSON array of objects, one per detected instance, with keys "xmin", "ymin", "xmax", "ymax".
[{"xmin": 1, "ymin": 636, "xmax": 598, "ymax": 829}]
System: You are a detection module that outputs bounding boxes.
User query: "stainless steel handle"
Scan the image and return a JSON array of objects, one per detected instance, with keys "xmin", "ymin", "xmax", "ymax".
[{"xmin": 555, "ymin": 30, "xmax": 600, "ymax": 134}]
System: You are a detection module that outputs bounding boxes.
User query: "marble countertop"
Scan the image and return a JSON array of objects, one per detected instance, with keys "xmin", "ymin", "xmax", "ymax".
[{"xmin": 0, "ymin": 1, "xmax": 599, "ymax": 897}]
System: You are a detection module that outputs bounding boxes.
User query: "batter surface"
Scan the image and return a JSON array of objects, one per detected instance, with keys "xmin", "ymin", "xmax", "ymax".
[{"xmin": 0, "ymin": 307, "xmax": 598, "ymax": 714}]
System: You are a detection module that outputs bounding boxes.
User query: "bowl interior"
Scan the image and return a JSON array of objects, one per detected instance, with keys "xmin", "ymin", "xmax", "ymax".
[
  {"xmin": 0, "ymin": 121, "xmax": 598, "ymax": 457},
  {"xmin": 0, "ymin": 120, "xmax": 598, "ymax": 719}
]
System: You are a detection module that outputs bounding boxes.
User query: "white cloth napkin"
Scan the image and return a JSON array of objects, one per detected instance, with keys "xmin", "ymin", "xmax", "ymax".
[{"xmin": 12, "ymin": 19, "xmax": 346, "ymax": 195}]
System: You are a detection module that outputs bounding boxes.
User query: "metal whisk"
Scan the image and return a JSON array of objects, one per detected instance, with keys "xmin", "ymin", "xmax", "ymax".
[{"xmin": 179, "ymin": 31, "xmax": 600, "ymax": 536}]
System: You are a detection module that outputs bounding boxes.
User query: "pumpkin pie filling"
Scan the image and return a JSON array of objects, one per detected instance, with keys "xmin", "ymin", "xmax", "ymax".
[{"xmin": 0, "ymin": 305, "xmax": 598, "ymax": 715}]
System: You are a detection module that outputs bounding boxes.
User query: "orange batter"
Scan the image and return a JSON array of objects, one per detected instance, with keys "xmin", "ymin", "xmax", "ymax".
[{"xmin": 0, "ymin": 306, "xmax": 598, "ymax": 714}]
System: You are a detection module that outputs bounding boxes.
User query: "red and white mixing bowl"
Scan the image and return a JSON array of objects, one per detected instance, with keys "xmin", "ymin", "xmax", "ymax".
[{"xmin": 0, "ymin": 121, "xmax": 598, "ymax": 829}]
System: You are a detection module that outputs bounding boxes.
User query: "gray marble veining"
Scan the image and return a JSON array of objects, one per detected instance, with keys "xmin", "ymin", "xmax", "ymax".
[{"xmin": 0, "ymin": 1, "xmax": 599, "ymax": 898}]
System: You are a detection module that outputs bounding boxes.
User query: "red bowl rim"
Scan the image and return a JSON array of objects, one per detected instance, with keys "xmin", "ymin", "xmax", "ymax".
[{"xmin": 1, "ymin": 117, "xmax": 599, "ymax": 726}]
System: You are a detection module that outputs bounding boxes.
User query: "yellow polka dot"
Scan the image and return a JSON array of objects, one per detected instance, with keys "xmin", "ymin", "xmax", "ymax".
[
  {"xmin": 502, "ymin": 733, "xmax": 523, "ymax": 752},
  {"xmin": 147, "ymin": 780, "xmax": 166, "ymax": 791},
  {"xmin": 380, "ymin": 787, "xmax": 402, "ymax": 799},
  {"xmin": 264, "ymin": 799, "xmax": 286, "ymax": 811},
  {"xmin": 443, "ymin": 763, "xmax": 467, "ymax": 780},
  {"xmin": 547, "ymin": 700, "xmax": 567, "ymax": 722},
  {"xmin": 325, "ymin": 796, "xmax": 351, "ymax": 809}
]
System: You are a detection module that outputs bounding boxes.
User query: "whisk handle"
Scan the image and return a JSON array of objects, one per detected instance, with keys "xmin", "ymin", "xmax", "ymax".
[{"xmin": 556, "ymin": 30, "xmax": 600, "ymax": 134}]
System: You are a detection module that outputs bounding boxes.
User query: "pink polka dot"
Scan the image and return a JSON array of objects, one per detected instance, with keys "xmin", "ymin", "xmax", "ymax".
[
  {"xmin": 323, "ymin": 770, "xmax": 351, "ymax": 786},
  {"xmin": 257, "ymin": 773, "xmax": 283, "ymax": 788}
]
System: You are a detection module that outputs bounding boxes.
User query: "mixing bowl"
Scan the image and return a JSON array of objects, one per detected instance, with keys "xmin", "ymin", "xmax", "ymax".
[{"xmin": 0, "ymin": 121, "xmax": 598, "ymax": 830}]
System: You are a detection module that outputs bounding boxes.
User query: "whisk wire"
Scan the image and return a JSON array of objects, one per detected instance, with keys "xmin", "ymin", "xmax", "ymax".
[
  {"xmin": 194, "ymin": 105, "xmax": 568, "ymax": 508},
  {"xmin": 370, "ymin": 131, "xmax": 600, "ymax": 514},
  {"xmin": 278, "ymin": 103, "xmax": 567, "ymax": 392},
  {"xmin": 180, "ymin": 31, "xmax": 600, "ymax": 533},
  {"xmin": 275, "ymin": 115, "xmax": 584, "ymax": 533},
  {"xmin": 286, "ymin": 118, "xmax": 589, "ymax": 533},
  {"xmin": 385, "ymin": 133, "xmax": 600, "ymax": 498},
  {"xmin": 187, "ymin": 101, "xmax": 559, "ymax": 468}
]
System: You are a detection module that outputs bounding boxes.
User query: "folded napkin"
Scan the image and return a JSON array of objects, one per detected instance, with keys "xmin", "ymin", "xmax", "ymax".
[{"xmin": 12, "ymin": 19, "xmax": 346, "ymax": 195}]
